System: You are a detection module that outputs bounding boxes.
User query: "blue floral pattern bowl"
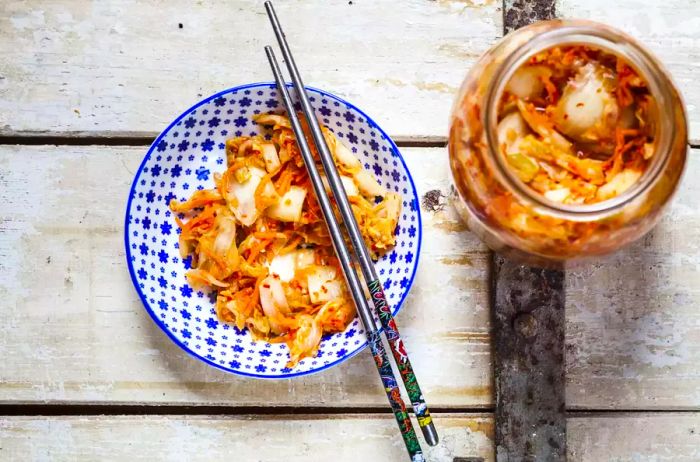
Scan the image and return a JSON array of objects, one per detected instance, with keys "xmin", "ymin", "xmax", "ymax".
[{"xmin": 125, "ymin": 83, "xmax": 422, "ymax": 378}]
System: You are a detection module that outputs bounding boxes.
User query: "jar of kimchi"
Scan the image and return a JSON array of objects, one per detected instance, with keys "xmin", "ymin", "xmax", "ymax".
[{"xmin": 448, "ymin": 19, "xmax": 687, "ymax": 267}]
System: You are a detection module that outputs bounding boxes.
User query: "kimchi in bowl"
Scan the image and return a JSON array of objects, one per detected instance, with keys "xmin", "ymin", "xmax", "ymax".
[{"xmin": 125, "ymin": 83, "xmax": 422, "ymax": 378}]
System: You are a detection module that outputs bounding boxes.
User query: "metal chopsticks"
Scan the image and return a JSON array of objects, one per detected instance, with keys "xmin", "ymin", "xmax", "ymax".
[
  {"xmin": 264, "ymin": 0, "xmax": 438, "ymax": 454},
  {"xmin": 265, "ymin": 46, "xmax": 424, "ymax": 462}
]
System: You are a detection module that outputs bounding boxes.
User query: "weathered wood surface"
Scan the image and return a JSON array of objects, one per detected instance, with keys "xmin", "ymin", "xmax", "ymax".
[
  {"xmin": 0, "ymin": 0, "xmax": 501, "ymax": 140},
  {"xmin": 567, "ymin": 413, "xmax": 700, "ymax": 461},
  {"xmin": 1, "ymin": 414, "xmax": 493, "ymax": 462},
  {"xmin": 1, "ymin": 1, "xmax": 699, "ymax": 459},
  {"xmin": 1, "ymin": 413, "xmax": 699, "ymax": 461},
  {"xmin": 558, "ymin": 0, "xmax": 700, "ymax": 144},
  {"xmin": 1, "ymin": 145, "xmax": 699, "ymax": 409},
  {"xmin": 0, "ymin": 145, "xmax": 492, "ymax": 406},
  {"xmin": 492, "ymin": 258, "xmax": 566, "ymax": 459},
  {"xmin": 565, "ymin": 155, "xmax": 700, "ymax": 410},
  {"xmin": 2, "ymin": 1, "xmax": 699, "ymax": 144}
]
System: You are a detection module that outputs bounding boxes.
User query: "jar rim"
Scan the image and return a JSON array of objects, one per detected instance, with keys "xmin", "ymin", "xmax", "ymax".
[{"xmin": 483, "ymin": 19, "xmax": 678, "ymax": 221}]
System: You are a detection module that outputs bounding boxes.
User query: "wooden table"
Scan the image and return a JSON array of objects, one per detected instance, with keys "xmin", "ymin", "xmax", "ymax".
[{"xmin": 1, "ymin": 0, "xmax": 699, "ymax": 460}]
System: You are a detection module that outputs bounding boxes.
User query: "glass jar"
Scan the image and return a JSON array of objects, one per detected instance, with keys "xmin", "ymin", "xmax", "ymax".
[{"xmin": 448, "ymin": 19, "xmax": 688, "ymax": 267}]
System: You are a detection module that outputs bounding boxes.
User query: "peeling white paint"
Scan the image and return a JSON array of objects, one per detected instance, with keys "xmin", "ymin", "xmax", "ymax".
[{"xmin": 0, "ymin": 0, "xmax": 502, "ymax": 138}]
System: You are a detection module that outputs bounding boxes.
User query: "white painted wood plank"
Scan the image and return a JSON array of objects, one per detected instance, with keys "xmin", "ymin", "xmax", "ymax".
[
  {"xmin": 2, "ymin": 413, "xmax": 699, "ymax": 461},
  {"xmin": 0, "ymin": 145, "xmax": 492, "ymax": 406},
  {"xmin": 0, "ymin": 414, "xmax": 494, "ymax": 462},
  {"xmin": 566, "ymin": 151, "xmax": 700, "ymax": 410},
  {"xmin": 557, "ymin": 0, "xmax": 700, "ymax": 144},
  {"xmin": 4, "ymin": 1, "xmax": 699, "ymax": 143},
  {"xmin": 568, "ymin": 413, "xmax": 700, "ymax": 461},
  {"xmin": 0, "ymin": 0, "xmax": 501, "ymax": 139},
  {"xmin": 2, "ymin": 145, "xmax": 699, "ymax": 409}
]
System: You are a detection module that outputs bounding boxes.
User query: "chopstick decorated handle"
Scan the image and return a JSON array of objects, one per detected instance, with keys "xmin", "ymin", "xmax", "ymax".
[
  {"xmin": 367, "ymin": 329, "xmax": 425, "ymax": 461},
  {"xmin": 264, "ymin": 0, "xmax": 438, "ymax": 447},
  {"xmin": 367, "ymin": 280, "xmax": 437, "ymax": 444},
  {"xmin": 264, "ymin": 45, "xmax": 425, "ymax": 462}
]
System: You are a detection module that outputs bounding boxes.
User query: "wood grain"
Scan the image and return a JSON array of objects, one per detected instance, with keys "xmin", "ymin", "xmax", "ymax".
[
  {"xmin": 0, "ymin": 145, "xmax": 492, "ymax": 407},
  {"xmin": 1, "ymin": 145, "xmax": 699, "ymax": 410},
  {"xmin": 2, "ymin": 1, "xmax": 698, "ymax": 144},
  {"xmin": 567, "ymin": 413, "xmax": 700, "ymax": 461},
  {"xmin": 1, "ymin": 413, "xmax": 699, "ymax": 461},
  {"xmin": 566, "ymin": 153, "xmax": 700, "ymax": 409},
  {"xmin": 0, "ymin": 414, "xmax": 493, "ymax": 462},
  {"xmin": 0, "ymin": 0, "xmax": 501, "ymax": 140},
  {"xmin": 557, "ymin": 0, "xmax": 700, "ymax": 145},
  {"xmin": 1, "ymin": 1, "xmax": 698, "ymax": 457},
  {"xmin": 566, "ymin": 156, "xmax": 700, "ymax": 409}
]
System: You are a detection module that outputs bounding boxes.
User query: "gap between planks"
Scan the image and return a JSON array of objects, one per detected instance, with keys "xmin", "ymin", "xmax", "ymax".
[
  {"xmin": 0, "ymin": 133, "xmax": 448, "ymax": 148},
  {"xmin": 0, "ymin": 404, "xmax": 488, "ymax": 417},
  {"xmin": 1, "ymin": 133, "xmax": 698, "ymax": 149},
  {"xmin": 3, "ymin": 404, "xmax": 700, "ymax": 417}
]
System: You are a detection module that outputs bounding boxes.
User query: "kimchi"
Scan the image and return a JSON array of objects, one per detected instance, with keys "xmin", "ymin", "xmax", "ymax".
[
  {"xmin": 497, "ymin": 45, "xmax": 654, "ymax": 206},
  {"xmin": 170, "ymin": 115, "xmax": 401, "ymax": 367}
]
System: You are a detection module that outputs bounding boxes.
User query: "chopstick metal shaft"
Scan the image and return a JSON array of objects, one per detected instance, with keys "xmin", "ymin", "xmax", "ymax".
[
  {"xmin": 265, "ymin": 46, "xmax": 425, "ymax": 462},
  {"xmin": 264, "ymin": 0, "xmax": 438, "ymax": 447}
]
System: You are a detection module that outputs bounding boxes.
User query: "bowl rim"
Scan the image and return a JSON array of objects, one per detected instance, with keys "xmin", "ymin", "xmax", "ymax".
[{"xmin": 124, "ymin": 81, "xmax": 423, "ymax": 379}]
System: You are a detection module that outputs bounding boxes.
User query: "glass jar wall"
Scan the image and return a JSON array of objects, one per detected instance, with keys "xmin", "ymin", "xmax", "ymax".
[{"xmin": 448, "ymin": 19, "xmax": 687, "ymax": 267}]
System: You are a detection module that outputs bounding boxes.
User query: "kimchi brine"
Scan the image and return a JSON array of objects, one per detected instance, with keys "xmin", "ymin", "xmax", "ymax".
[{"xmin": 448, "ymin": 20, "xmax": 687, "ymax": 266}]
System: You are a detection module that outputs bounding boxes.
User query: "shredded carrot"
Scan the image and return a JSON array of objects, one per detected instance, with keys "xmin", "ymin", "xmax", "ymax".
[
  {"xmin": 169, "ymin": 189, "xmax": 223, "ymax": 213},
  {"xmin": 278, "ymin": 235, "xmax": 302, "ymax": 255},
  {"xmin": 274, "ymin": 165, "xmax": 294, "ymax": 196},
  {"xmin": 253, "ymin": 231, "xmax": 285, "ymax": 240},
  {"xmin": 540, "ymin": 74, "xmax": 559, "ymax": 104},
  {"xmin": 217, "ymin": 164, "xmax": 235, "ymax": 197},
  {"xmin": 179, "ymin": 206, "xmax": 218, "ymax": 236},
  {"xmin": 246, "ymin": 238, "xmax": 270, "ymax": 263},
  {"xmin": 616, "ymin": 58, "xmax": 635, "ymax": 107},
  {"xmin": 246, "ymin": 274, "xmax": 267, "ymax": 314}
]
